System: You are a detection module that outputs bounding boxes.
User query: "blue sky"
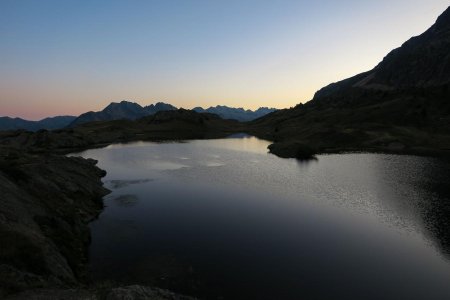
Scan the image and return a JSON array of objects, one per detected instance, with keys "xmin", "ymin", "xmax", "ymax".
[{"xmin": 1, "ymin": 0, "xmax": 449, "ymax": 119}]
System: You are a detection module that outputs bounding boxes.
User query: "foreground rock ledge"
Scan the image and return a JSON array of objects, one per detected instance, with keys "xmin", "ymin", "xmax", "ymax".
[
  {"xmin": 5, "ymin": 285, "xmax": 196, "ymax": 300},
  {"xmin": 0, "ymin": 150, "xmax": 109, "ymax": 297}
]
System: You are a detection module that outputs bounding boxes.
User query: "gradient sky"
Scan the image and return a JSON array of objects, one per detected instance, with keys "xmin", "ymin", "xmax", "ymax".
[{"xmin": 1, "ymin": 0, "xmax": 449, "ymax": 120}]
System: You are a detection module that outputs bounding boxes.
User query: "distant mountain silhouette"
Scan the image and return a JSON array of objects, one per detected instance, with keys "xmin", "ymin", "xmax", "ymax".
[
  {"xmin": 251, "ymin": 6, "xmax": 450, "ymax": 158},
  {"xmin": 193, "ymin": 105, "xmax": 277, "ymax": 121},
  {"xmin": 69, "ymin": 101, "xmax": 176, "ymax": 127},
  {"xmin": 0, "ymin": 102, "xmax": 274, "ymax": 131},
  {"xmin": 0, "ymin": 116, "xmax": 76, "ymax": 131}
]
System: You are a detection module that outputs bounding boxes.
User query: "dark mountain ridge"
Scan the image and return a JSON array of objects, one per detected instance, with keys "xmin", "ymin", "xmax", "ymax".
[
  {"xmin": 251, "ymin": 6, "xmax": 450, "ymax": 158},
  {"xmin": 1, "ymin": 102, "xmax": 277, "ymax": 131},
  {"xmin": 0, "ymin": 116, "xmax": 76, "ymax": 131},
  {"xmin": 0, "ymin": 101, "xmax": 179, "ymax": 131},
  {"xmin": 0, "ymin": 109, "xmax": 243, "ymax": 155},
  {"xmin": 314, "ymin": 6, "xmax": 450, "ymax": 99},
  {"xmin": 193, "ymin": 105, "xmax": 277, "ymax": 121},
  {"xmin": 68, "ymin": 101, "xmax": 177, "ymax": 127}
]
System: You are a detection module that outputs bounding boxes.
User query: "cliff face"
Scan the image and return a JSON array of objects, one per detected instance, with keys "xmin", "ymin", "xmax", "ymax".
[{"xmin": 0, "ymin": 151, "xmax": 109, "ymax": 296}]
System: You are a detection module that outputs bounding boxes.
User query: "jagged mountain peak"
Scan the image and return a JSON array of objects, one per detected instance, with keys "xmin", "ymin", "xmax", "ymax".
[
  {"xmin": 193, "ymin": 105, "xmax": 277, "ymax": 121},
  {"xmin": 69, "ymin": 101, "xmax": 177, "ymax": 127},
  {"xmin": 103, "ymin": 100, "xmax": 144, "ymax": 113}
]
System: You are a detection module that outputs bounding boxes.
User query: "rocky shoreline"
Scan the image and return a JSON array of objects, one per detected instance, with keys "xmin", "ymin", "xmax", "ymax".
[
  {"xmin": 0, "ymin": 150, "xmax": 109, "ymax": 296},
  {"xmin": 0, "ymin": 110, "xmax": 236, "ymax": 299},
  {"xmin": 1, "ymin": 107, "xmax": 449, "ymax": 299},
  {"xmin": 0, "ymin": 149, "xmax": 199, "ymax": 300}
]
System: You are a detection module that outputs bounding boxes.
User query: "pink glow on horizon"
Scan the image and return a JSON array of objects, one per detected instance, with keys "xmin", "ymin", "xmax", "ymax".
[{"xmin": 1, "ymin": 1, "xmax": 448, "ymax": 120}]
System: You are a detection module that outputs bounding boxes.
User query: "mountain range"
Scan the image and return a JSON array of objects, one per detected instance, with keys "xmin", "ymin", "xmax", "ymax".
[
  {"xmin": 3, "ymin": 6, "xmax": 450, "ymax": 157},
  {"xmin": 193, "ymin": 106, "xmax": 277, "ymax": 122},
  {"xmin": 68, "ymin": 101, "xmax": 177, "ymax": 127},
  {"xmin": 0, "ymin": 102, "xmax": 277, "ymax": 131},
  {"xmin": 0, "ymin": 116, "xmax": 77, "ymax": 132},
  {"xmin": 251, "ymin": 6, "xmax": 450, "ymax": 158}
]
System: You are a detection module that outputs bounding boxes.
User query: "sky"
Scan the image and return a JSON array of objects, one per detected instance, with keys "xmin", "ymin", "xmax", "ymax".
[{"xmin": 0, "ymin": 0, "xmax": 449, "ymax": 120}]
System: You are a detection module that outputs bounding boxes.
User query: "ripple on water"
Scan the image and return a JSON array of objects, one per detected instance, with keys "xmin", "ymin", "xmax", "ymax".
[{"xmin": 74, "ymin": 138, "xmax": 450, "ymax": 300}]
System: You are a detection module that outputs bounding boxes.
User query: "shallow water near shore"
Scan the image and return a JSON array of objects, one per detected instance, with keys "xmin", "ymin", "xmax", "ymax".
[{"xmin": 74, "ymin": 135, "xmax": 450, "ymax": 299}]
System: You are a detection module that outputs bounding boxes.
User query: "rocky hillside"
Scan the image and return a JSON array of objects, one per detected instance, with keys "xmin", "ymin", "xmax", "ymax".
[
  {"xmin": 251, "ymin": 6, "xmax": 450, "ymax": 158},
  {"xmin": 314, "ymin": 5, "xmax": 450, "ymax": 98}
]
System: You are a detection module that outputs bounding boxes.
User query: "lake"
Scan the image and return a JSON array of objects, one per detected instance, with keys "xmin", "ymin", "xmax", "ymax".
[{"xmin": 74, "ymin": 135, "xmax": 450, "ymax": 299}]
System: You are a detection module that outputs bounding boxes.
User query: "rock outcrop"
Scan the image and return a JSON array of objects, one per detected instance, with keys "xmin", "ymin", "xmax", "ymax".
[
  {"xmin": 0, "ymin": 150, "xmax": 110, "ymax": 297},
  {"xmin": 4, "ymin": 285, "xmax": 196, "ymax": 300}
]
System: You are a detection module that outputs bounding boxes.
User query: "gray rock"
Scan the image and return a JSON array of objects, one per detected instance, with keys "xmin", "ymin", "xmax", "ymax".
[
  {"xmin": 5, "ymin": 286, "xmax": 196, "ymax": 300},
  {"xmin": 106, "ymin": 285, "xmax": 196, "ymax": 300},
  {"xmin": 0, "ymin": 151, "xmax": 110, "ymax": 295}
]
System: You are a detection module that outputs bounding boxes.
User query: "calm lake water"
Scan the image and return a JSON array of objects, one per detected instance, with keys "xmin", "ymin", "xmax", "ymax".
[{"xmin": 75, "ymin": 135, "xmax": 450, "ymax": 299}]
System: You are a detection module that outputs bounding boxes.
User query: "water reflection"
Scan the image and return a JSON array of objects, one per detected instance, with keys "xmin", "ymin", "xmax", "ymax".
[
  {"xmin": 112, "ymin": 194, "xmax": 140, "ymax": 207},
  {"xmin": 403, "ymin": 158, "xmax": 450, "ymax": 257},
  {"xmin": 108, "ymin": 179, "xmax": 153, "ymax": 189},
  {"xmin": 73, "ymin": 137, "xmax": 450, "ymax": 299},
  {"xmin": 295, "ymin": 155, "xmax": 319, "ymax": 169}
]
